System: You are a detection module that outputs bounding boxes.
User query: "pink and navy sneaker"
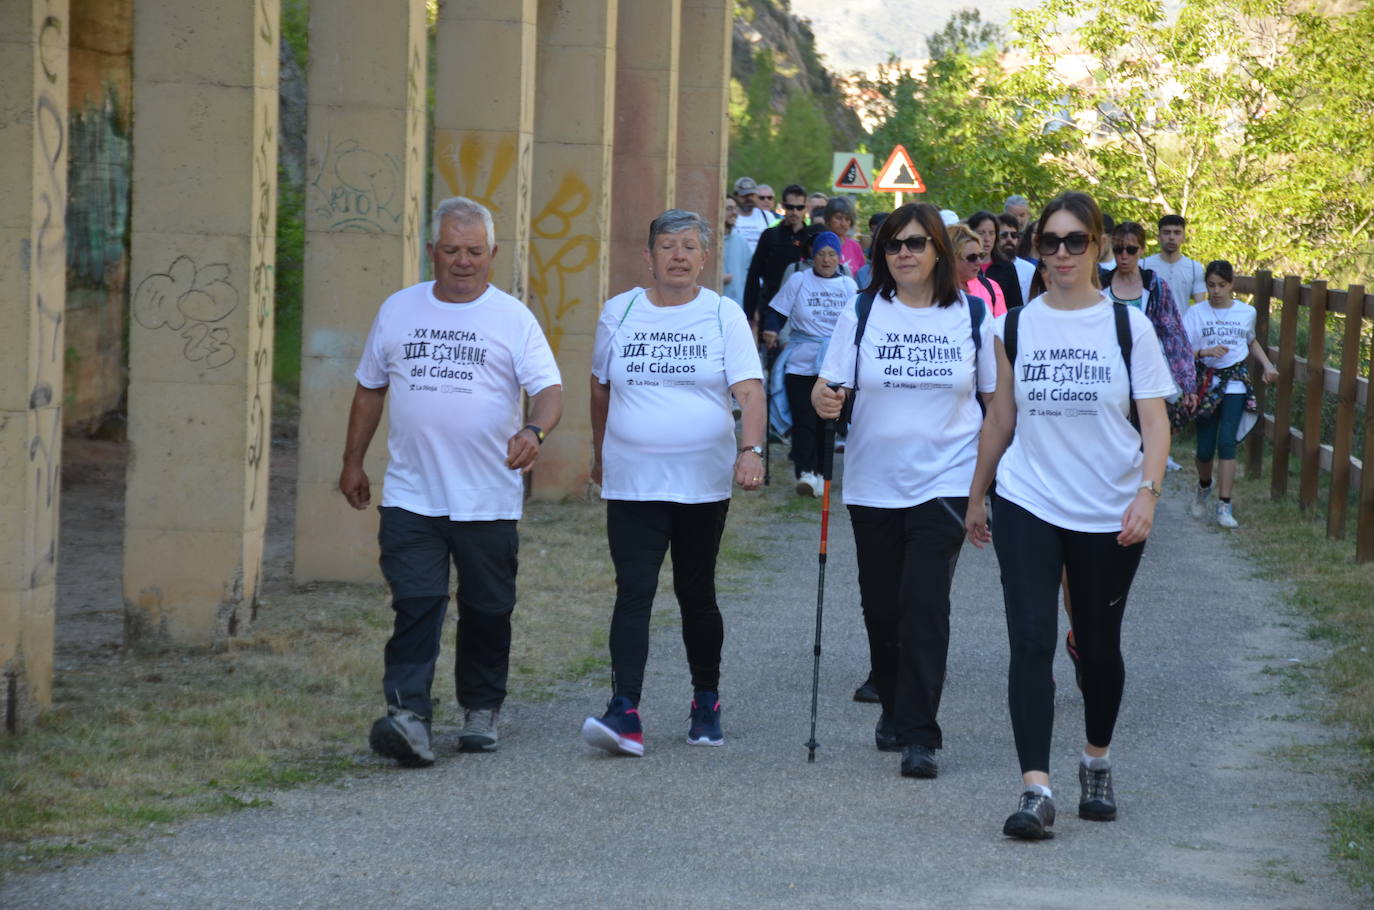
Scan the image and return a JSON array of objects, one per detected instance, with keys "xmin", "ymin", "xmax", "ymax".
[
  {"xmin": 686, "ymin": 691, "xmax": 724, "ymax": 747},
  {"xmin": 581, "ymin": 695, "xmax": 645, "ymax": 756}
]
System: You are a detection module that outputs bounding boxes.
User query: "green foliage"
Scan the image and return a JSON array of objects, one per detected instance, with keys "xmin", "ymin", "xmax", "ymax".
[
  {"xmin": 274, "ymin": 167, "xmax": 304, "ymax": 394},
  {"xmin": 280, "ymin": 0, "xmax": 308, "ymax": 69},
  {"xmin": 926, "ymin": 8, "xmax": 1003, "ymax": 60},
  {"xmin": 728, "ymin": 49, "xmax": 834, "ymax": 196}
]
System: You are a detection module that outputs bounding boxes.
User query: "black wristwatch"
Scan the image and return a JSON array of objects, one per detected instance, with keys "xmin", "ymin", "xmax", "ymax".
[{"xmin": 522, "ymin": 424, "xmax": 545, "ymax": 444}]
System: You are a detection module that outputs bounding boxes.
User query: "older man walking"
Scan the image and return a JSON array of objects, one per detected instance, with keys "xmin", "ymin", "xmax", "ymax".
[{"xmin": 341, "ymin": 196, "xmax": 564, "ymax": 767}]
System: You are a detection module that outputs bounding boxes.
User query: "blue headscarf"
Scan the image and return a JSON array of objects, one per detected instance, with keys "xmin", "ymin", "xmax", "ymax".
[{"xmin": 811, "ymin": 231, "xmax": 841, "ymax": 258}]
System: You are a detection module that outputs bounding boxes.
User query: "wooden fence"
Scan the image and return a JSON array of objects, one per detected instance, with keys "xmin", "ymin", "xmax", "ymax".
[{"xmin": 1233, "ymin": 270, "xmax": 1374, "ymax": 562}]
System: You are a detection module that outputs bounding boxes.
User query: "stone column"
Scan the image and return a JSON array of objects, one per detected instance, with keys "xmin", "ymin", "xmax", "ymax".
[
  {"xmin": 0, "ymin": 0, "xmax": 68, "ymax": 729},
  {"xmin": 675, "ymin": 0, "xmax": 731, "ymax": 291},
  {"xmin": 432, "ymin": 0, "xmax": 536, "ymax": 302},
  {"xmin": 527, "ymin": 0, "xmax": 617, "ymax": 497},
  {"xmin": 293, "ymin": 0, "xmax": 427, "ymax": 583},
  {"xmin": 124, "ymin": 0, "xmax": 278, "ymax": 648},
  {"xmin": 608, "ymin": 0, "xmax": 681, "ymax": 296}
]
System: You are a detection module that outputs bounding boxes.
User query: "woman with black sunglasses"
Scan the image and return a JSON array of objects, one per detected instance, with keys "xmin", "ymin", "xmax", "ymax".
[
  {"xmin": 811, "ymin": 203, "xmax": 996, "ymax": 781},
  {"xmin": 965, "ymin": 191, "xmax": 1175, "ymax": 840}
]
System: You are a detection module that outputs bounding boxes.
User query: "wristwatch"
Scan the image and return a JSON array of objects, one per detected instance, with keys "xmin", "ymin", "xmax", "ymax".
[
  {"xmin": 1138, "ymin": 480, "xmax": 1161, "ymax": 498},
  {"xmin": 738, "ymin": 445, "xmax": 764, "ymax": 457},
  {"xmin": 522, "ymin": 424, "xmax": 545, "ymax": 444}
]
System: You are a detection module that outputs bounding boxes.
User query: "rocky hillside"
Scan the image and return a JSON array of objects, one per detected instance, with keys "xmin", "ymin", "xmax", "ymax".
[{"xmin": 732, "ymin": 0, "xmax": 867, "ymax": 150}]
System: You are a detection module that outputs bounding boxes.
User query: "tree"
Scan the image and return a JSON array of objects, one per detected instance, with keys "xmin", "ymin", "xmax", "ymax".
[
  {"xmin": 728, "ymin": 49, "xmax": 834, "ymax": 196},
  {"xmin": 926, "ymin": 8, "xmax": 1003, "ymax": 60}
]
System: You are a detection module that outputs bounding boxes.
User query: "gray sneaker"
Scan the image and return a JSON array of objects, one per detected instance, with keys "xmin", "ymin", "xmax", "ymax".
[
  {"xmin": 369, "ymin": 707, "xmax": 434, "ymax": 767},
  {"xmin": 1003, "ymin": 789, "xmax": 1056, "ymax": 840},
  {"xmin": 1078, "ymin": 758, "xmax": 1117, "ymax": 821},
  {"xmin": 1216, "ymin": 501, "xmax": 1239, "ymax": 528},
  {"xmin": 459, "ymin": 708, "xmax": 500, "ymax": 752},
  {"xmin": 1190, "ymin": 484, "xmax": 1212, "ymax": 518}
]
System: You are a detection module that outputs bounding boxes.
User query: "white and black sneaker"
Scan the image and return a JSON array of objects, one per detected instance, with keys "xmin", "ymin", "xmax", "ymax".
[
  {"xmin": 369, "ymin": 707, "xmax": 435, "ymax": 767},
  {"xmin": 1078, "ymin": 758, "xmax": 1117, "ymax": 821},
  {"xmin": 1003, "ymin": 789, "xmax": 1056, "ymax": 840},
  {"xmin": 459, "ymin": 708, "xmax": 500, "ymax": 752}
]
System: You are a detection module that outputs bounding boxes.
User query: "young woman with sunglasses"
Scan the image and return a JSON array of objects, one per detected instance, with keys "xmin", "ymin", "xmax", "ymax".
[
  {"xmin": 812, "ymin": 203, "xmax": 996, "ymax": 781},
  {"xmin": 965, "ymin": 192, "xmax": 1176, "ymax": 840}
]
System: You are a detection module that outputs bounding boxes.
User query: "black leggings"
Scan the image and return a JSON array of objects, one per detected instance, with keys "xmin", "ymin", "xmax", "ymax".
[
  {"xmin": 991, "ymin": 495, "xmax": 1145, "ymax": 774},
  {"xmin": 606, "ymin": 499, "xmax": 729, "ymax": 705},
  {"xmin": 784, "ymin": 372, "xmax": 824, "ymax": 477}
]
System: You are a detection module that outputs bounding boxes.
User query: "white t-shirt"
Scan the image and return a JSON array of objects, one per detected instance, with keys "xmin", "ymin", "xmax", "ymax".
[
  {"xmin": 818, "ymin": 291, "xmax": 997, "ymax": 509},
  {"xmin": 1183, "ymin": 300, "xmax": 1256, "ymax": 394},
  {"xmin": 994, "ymin": 295, "xmax": 1177, "ymax": 532},
  {"xmin": 1142, "ymin": 253, "xmax": 1205, "ymax": 312},
  {"xmin": 769, "ymin": 270, "xmax": 858, "ymax": 375},
  {"xmin": 1014, "ymin": 257, "xmax": 1036, "ymax": 306},
  {"xmin": 733, "ymin": 207, "xmax": 776, "ymax": 254},
  {"xmin": 355, "ymin": 281, "xmax": 562, "ymax": 521},
  {"xmin": 593, "ymin": 287, "xmax": 763, "ymax": 503}
]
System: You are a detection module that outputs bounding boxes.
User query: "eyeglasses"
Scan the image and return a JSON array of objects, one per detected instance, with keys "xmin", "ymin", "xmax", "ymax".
[
  {"xmin": 961, "ymin": 252, "xmax": 981, "ymax": 264},
  {"xmin": 1112, "ymin": 244, "xmax": 1140, "ymax": 256},
  {"xmin": 782, "ymin": 203, "xmax": 807, "ymax": 211},
  {"xmin": 883, "ymin": 235, "xmax": 930, "ymax": 255},
  {"xmin": 998, "ymin": 230, "xmax": 1019, "ymax": 240},
  {"xmin": 1038, "ymin": 232, "xmax": 1091, "ymax": 257},
  {"xmin": 757, "ymin": 195, "xmax": 775, "ymax": 202}
]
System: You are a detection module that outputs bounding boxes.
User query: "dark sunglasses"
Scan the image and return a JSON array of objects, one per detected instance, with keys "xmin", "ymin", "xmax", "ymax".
[
  {"xmin": 998, "ymin": 230, "xmax": 1019, "ymax": 240},
  {"xmin": 961, "ymin": 252, "xmax": 981, "ymax": 264},
  {"xmin": 1112, "ymin": 244, "xmax": 1140, "ymax": 256},
  {"xmin": 756, "ymin": 194, "xmax": 775, "ymax": 201},
  {"xmin": 1038, "ymin": 232, "xmax": 1091, "ymax": 256},
  {"xmin": 883, "ymin": 235, "xmax": 930, "ymax": 255},
  {"xmin": 782, "ymin": 203, "xmax": 807, "ymax": 211}
]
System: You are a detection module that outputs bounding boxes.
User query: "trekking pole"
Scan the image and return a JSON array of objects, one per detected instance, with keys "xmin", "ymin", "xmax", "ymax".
[{"xmin": 805, "ymin": 385, "xmax": 840, "ymax": 763}]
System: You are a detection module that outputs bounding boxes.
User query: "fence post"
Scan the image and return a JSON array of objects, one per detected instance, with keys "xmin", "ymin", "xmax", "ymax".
[
  {"xmin": 1328, "ymin": 285, "xmax": 1364, "ymax": 539},
  {"xmin": 1271, "ymin": 275, "xmax": 1302, "ymax": 499},
  {"xmin": 1247, "ymin": 270, "xmax": 1273, "ymax": 480},
  {"xmin": 1299, "ymin": 280, "xmax": 1327, "ymax": 513},
  {"xmin": 1358, "ymin": 298, "xmax": 1374, "ymax": 563}
]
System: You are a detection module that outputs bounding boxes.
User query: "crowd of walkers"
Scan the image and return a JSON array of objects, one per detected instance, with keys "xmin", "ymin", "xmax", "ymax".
[{"xmin": 343, "ymin": 182, "xmax": 1276, "ymax": 842}]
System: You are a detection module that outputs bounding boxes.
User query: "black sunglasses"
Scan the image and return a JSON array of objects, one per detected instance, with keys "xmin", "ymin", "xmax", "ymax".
[
  {"xmin": 782, "ymin": 203, "xmax": 807, "ymax": 211},
  {"xmin": 961, "ymin": 252, "xmax": 981, "ymax": 264},
  {"xmin": 756, "ymin": 194, "xmax": 775, "ymax": 201},
  {"xmin": 1112, "ymin": 244, "xmax": 1140, "ymax": 256},
  {"xmin": 1038, "ymin": 232, "xmax": 1091, "ymax": 257},
  {"xmin": 998, "ymin": 230, "xmax": 1019, "ymax": 240},
  {"xmin": 883, "ymin": 235, "xmax": 930, "ymax": 255}
]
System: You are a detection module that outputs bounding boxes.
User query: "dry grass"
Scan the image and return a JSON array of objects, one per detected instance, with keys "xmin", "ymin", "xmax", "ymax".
[{"xmin": 0, "ymin": 483, "xmax": 800, "ymax": 873}]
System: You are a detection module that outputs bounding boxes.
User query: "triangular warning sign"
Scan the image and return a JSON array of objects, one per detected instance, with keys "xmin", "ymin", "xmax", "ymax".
[
  {"xmin": 834, "ymin": 156, "xmax": 870, "ymax": 191},
  {"xmin": 874, "ymin": 145, "xmax": 926, "ymax": 193}
]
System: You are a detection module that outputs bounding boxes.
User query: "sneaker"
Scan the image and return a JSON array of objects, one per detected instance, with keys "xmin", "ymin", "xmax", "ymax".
[
  {"xmin": 875, "ymin": 711, "xmax": 899, "ymax": 752},
  {"xmin": 1166, "ymin": 455, "xmax": 1182, "ymax": 472},
  {"xmin": 795, "ymin": 473, "xmax": 816, "ymax": 497},
  {"xmin": 900, "ymin": 743, "xmax": 938, "ymax": 779},
  {"xmin": 459, "ymin": 707, "xmax": 499, "ymax": 752},
  {"xmin": 1216, "ymin": 502, "xmax": 1239, "ymax": 528},
  {"xmin": 1078, "ymin": 758, "xmax": 1117, "ymax": 821},
  {"xmin": 369, "ymin": 707, "xmax": 434, "ymax": 767},
  {"xmin": 581, "ymin": 695, "xmax": 645, "ymax": 756},
  {"xmin": 686, "ymin": 691, "xmax": 724, "ymax": 746},
  {"xmin": 805, "ymin": 471, "xmax": 824, "ymax": 497},
  {"xmin": 1190, "ymin": 484, "xmax": 1212, "ymax": 518},
  {"xmin": 852, "ymin": 674, "xmax": 880, "ymax": 704},
  {"xmin": 1065, "ymin": 630, "xmax": 1083, "ymax": 692},
  {"xmin": 1003, "ymin": 789, "xmax": 1056, "ymax": 840}
]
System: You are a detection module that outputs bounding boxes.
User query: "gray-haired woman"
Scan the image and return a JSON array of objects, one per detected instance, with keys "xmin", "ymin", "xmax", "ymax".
[{"xmin": 581, "ymin": 209, "xmax": 766, "ymax": 757}]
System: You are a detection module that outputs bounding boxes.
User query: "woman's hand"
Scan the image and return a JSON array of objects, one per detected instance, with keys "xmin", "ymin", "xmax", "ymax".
[
  {"xmin": 590, "ymin": 456, "xmax": 603, "ymax": 487},
  {"xmin": 965, "ymin": 497, "xmax": 991, "ymax": 548},
  {"xmin": 1118, "ymin": 490, "xmax": 1158, "ymax": 546},
  {"xmin": 761, "ymin": 330, "xmax": 780, "ymax": 350},
  {"xmin": 735, "ymin": 450, "xmax": 763, "ymax": 490},
  {"xmin": 811, "ymin": 380, "xmax": 845, "ymax": 421},
  {"xmin": 1262, "ymin": 364, "xmax": 1278, "ymax": 383}
]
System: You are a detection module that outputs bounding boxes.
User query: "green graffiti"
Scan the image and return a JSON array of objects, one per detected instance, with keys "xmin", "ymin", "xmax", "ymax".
[{"xmin": 66, "ymin": 85, "xmax": 131, "ymax": 290}]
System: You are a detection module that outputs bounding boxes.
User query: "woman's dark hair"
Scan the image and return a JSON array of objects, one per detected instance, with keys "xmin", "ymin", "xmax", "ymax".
[
  {"xmin": 1034, "ymin": 191, "xmax": 1104, "ymax": 287},
  {"xmin": 966, "ymin": 210, "xmax": 997, "ymax": 234},
  {"xmin": 1204, "ymin": 259, "xmax": 1234, "ymax": 283},
  {"xmin": 1112, "ymin": 220, "xmax": 1146, "ymax": 244},
  {"xmin": 863, "ymin": 202, "xmax": 960, "ymax": 307}
]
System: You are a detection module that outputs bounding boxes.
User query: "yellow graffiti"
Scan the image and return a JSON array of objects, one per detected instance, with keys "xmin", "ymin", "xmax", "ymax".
[
  {"xmin": 528, "ymin": 173, "xmax": 600, "ymax": 355},
  {"xmin": 433, "ymin": 132, "xmax": 518, "ymax": 216}
]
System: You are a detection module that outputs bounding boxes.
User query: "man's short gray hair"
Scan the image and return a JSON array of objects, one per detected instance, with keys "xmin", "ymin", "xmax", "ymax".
[
  {"xmin": 1004, "ymin": 194, "xmax": 1029, "ymax": 210},
  {"xmin": 431, "ymin": 196, "xmax": 495, "ymax": 247},
  {"xmin": 822, "ymin": 195, "xmax": 856, "ymax": 221},
  {"xmin": 647, "ymin": 209, "xmax": 712, "ymax": 251}
]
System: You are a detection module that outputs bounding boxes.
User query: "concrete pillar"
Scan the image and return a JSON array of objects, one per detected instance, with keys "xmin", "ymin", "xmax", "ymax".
[
  {"xmin": 124, "ymin": 0, "xmax": 279, "ymax": 648},
  {"xmin": 293, "ymin": 0, "xmax": 428, "ymax": 583},
  {"xmin": 0, "ymin": 0, "xmax": 68, "ymax": 729},
  {"xmin": 432, "ymin": 0, "xmax": 536, "ymax": 302},
  {"xmin": 608, "ymin": 0, "xmax": 681, "ymax": 296},
  {"xmin": 675, "ymin": 0, "xmax": 731, "ymax": 291},
  {"xmin": 527, "ymin": 0, "xmax": 617, "ymax": 497}
]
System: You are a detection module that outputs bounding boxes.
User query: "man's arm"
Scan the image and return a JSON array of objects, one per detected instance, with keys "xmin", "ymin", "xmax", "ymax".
[
  {"xmin": 506, "ymin": 383, "xmax": 564, "ymax": 473},
  {"xmin": 589, "ymin": 376, "xmax": 610, "ymax": 485},
  {"xmin": 340, "ymin": 383, "xmax": 387, "ymax": 509}
]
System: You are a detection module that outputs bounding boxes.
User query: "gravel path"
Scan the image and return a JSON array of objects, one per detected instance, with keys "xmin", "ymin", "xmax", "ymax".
[{"xmin": 4, "ymin": 474, "xmax": 1363, "ymax": 908}]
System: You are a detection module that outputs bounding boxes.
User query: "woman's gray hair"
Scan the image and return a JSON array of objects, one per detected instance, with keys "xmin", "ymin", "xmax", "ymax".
[
  {"xmin": 646, "ymin": 209, "xmax": 712, "ymax": 250},
  {"xmin": 431, "ymin": 196, "xmax": 495, "ymax": 247},
  {"xmin": 822, "ymin": 195, "xmax": 856, "ymax": 221}
]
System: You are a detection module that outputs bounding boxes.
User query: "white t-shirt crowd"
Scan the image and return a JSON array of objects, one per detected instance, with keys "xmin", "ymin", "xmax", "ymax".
[
  {"xmin": 1183, "ymin": 300, "xmax": 1257, "ymax": 394},
  {"xmin": 769, "ymin": 270, "xmax": 858, "ymax": 375}
]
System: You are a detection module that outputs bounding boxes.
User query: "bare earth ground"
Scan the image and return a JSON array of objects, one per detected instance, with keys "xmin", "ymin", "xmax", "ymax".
[{"xmin": 14, "ymin": 432, "xmax": 1369, "ymax": 908}]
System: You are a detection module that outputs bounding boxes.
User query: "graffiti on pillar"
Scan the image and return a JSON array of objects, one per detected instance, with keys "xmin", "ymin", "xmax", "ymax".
[
  {"xmin": 433, "ymin": 131, "xmax": 532, "ymax": 300},
  {"xmin": 131, "ymin": 256, "xmax": 239, "ymax": 368},
  {"xmin": 67, "ymin": 88, "xmax": 132, "ymax": 289},
  {"xmin": 32, "ymin": 11, "xmax": 67, "ymax": 411},
  {"xmin": 246, "ymin": 100, "xmax": 277, "ymax": 513},
  {"xmin": 27, "ymin": 409, "xmax": 61, "ymax": 589},
  {"xmin": 308, "ymin": 136, "xmax": 403, "ymax": 233},
  {"xmin": 404, "ymin": 42, "xmax": 425, "ymax": 261},
  {"xmin": 529, "ymin": 174, "xmax": 601, "ymax": 356}
]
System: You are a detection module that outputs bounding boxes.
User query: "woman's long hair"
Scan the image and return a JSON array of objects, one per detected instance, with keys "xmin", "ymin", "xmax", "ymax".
[{"xmin": 862, "ymin": 203, "xmax": 960, "ymax": 307}]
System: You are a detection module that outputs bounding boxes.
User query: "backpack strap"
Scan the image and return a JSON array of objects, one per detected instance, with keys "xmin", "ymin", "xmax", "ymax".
[
  {"xmin": 615, "ymin": 291, "xmax": 643, "ymax": 331},
  {"xmin": 966, "ymin": 291, "xmax": 985, "ymax": 355},
  {"xmin": 1113, "ymin": 301, "xmax": 1139, "ymax": 430},
  {"xmin": 1004, "ymin": 304, "xmax": 1022, "ymax": 366},
  {"xmin": 850, "ymin": 290, "xmax": 877, "ymax": 392}
]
